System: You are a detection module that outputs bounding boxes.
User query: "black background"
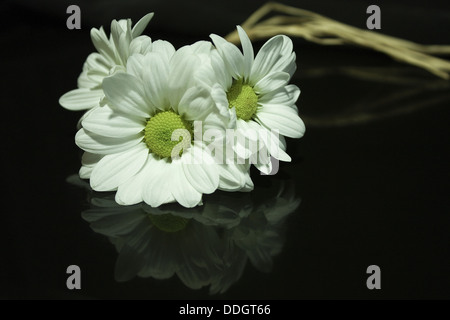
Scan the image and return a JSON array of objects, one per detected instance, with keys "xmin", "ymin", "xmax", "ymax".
[{"xmin": 1, "ymin": 0, "xmax": 450, "ymax": 299}]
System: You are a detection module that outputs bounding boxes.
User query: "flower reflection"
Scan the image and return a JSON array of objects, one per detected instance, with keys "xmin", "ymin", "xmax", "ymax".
[{"xmin": 75, "ymin": 176, "xmax": 300, "ymax": 294}]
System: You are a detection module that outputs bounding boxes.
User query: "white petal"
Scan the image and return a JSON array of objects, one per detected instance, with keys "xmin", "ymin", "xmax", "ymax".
[
  {"xmin": 210, "ymin": 33, "xmax": 243, "ymax": 79},
  {"xmin": 250, "ymin": 35, "xmax": 283, "ymax": 84},
  {"xmin": 170, "ymin": 162, "xmax": 203, "ymax": 208},
  {"xmin": 258, "ymin": 84, "xmax": 300, "ymax": 106},
  {"xmin": 202, "ymin": 109, "xmax": 231, "ymax": 135},
  {"xmin": 131, "ymin": 12, "xmax": 154, "ymax": 38},
  {"xmin": 129, "ymin": 35, "xmax": 153, "ymax": 56},
  {"xmin": 237, "ymin": 26, "xmax": 254, "ymax": 80},
  {"xmin": 271, "ymin": 36, "xmax": 296, "ymax": 76},
  {"xmin": 278, "ymin": 134, "xmax": 287, "ymax": 153},
  {"xmin": 182, "ymin": 147, "xmax": 219, "ymax": 194},
  {"xmin": 82, "ymin": 152, "xmax": 103, "ymax": 167},
  {"xmin": 116, "ymin": 154, "xmax": 156, "ymax": 205},
  {"xmin": 231, "ymin": 119, "xmax": 258, "ymax": 159},
  {"xmin": 75, "ymin": 128, "xmax": 143, "ymax": 155},
  {"xmin": 90, "ymin": 26, "xmax": 115, "ymax": 63},
  {"xmin": 141, "ymin": 52, "xmax": 170, "ymax": 110},
  {"xmin": 178, "ymin": 86, "xmax": 212, "ymax": 121},
  {"xmin": 168, "ymin": 52, "xmax": 200, "ymax": 108},
  {"xmin": 254, "ymin": 71, "xmax": 290, "ymax": 94},
  {"xmin": 79, "ymin": 152, "xmax": 103, "ymax": 179},
  {"xmin": 103, "ymin": 72, "xmax": 152, "ymax": 118},
  {"xmin": 255, "ymin": 156, "xmax": 272, "ymax": 175},
  {"xmin": 151, "ymin": 40, "xmax": 176, "ymax": 60},
  {"xmin": 217, "ymin": 163, "xmax": 245, "ymax": 191},
  {"xmin": 77, "ymin": 69, "xmax": 99, "ymax": 89},
  {"xmin": 189, "ymin": 40, "xmax": 214, "ymax": 55},
  {"xmin": 141, "ymin": 156, "xmax": 176, "ymax": 207},
  {"xmin": 79, "ymin": 165, "xmax": 93, "ymax": 179},
  {"xmin": 77, "ymin": 106, "xmax": 97, "ymax": 129},
  {"xmin": 211, "ymin": 50, "xmax": 232, "ymax": 89},
  {"xmin": 59, "ymin": 88, "xmax": 102, "ymax": 111},
  {"xmin": 90, "ymin": 143, "xmax": 148, "ymax": 191},
  {"xmin": 82, "ymin": 104, "xmax": 145, "ymax": 138},
  {"xmin": 210, "ymin": 84, "xmax": 231, "ymax": 118},
  {"xmin": 256, "ymin": 105, "xmax": 305, "ymax": 138},
  {"xmin": 111, "ymin": 19, "xmax": 132, "ymax": 65},
  {"xmin": 85, "ymin": 52, "xmax": 111, "ymax": 76},
  {"xmin": 247, "ymin": 121, "xmax": 291, "ymax": 162},
  {"xmin": 126, "ymin": 54, "xmax": 145, "ymax": 79},
  {"xmin": 259, "ymin": 103, "xmax": 299, "ymax": 117},
  {"xmin": 242, "ymin": 170, "xmax": 254, "ymax": 191}
]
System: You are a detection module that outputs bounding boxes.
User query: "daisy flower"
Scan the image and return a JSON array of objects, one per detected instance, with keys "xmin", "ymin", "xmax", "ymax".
[
  {"xmin": 76, "ymin": 41, "xmax": 250, "ymax": 208},
  {"xmin": 204, "ymin": 26, "xmax": 305, "ymax": 174},
  {"xmin": 59, "ymin": 13, "xmax": 154, "ymax": 111}
]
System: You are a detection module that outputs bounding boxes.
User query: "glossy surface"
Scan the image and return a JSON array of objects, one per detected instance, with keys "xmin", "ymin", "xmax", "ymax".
[{"xmin": 2, "ymin": 0, "xmax": 450, "ymax": 299}]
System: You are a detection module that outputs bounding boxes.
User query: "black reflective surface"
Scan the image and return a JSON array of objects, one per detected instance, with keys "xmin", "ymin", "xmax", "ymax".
[{"xmin": 2, "ymin": 0, "xmax": 450, "ymax": 299}]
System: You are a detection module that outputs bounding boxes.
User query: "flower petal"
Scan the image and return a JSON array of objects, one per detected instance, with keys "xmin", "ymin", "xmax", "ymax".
[
  {"xmin": 254, "ymin": 71, "xmax": 290, "ymax": 94},
  {"xmin": 129, "ymin": 36, "xmax": 153, "ymax": 55},
  {"xmin": 151, "ymin": 40, "xmax": 176, "ymax": 60},
  {"xmin": 111, "ymin": 19, "xmax": 132, "ymax": 65},
  {"xmin": 182, "ymin": 146, "xmax": 219, "ymax": 194},
  {"xmin": 75, "ymin": 128, "xmax": 143, "ymax": 155},
  {"xmin": 258, "ymin": 84, "xmax": 300, "ymax": 106},
  {"xmin": 247, "ymin": 121, "xmax": 291, "ymax": 162},
  {"xmin": 211, "ymin": 50, "xmax": 232, "ymax": 89},
  {"xmin": 232, "ymin": 119, "xmax": 259, "ymax": 159},
  {"xmin": 141, "ymin": 156, "xmax": 176, "ymax": 207},
  {"xmin": 59, "ymin": 88, "xmax": 102, "ymax": 111},
  {"xmin": 103, "ymin": 72, "xmax": 151, "ymax": 118},
  {"xmin": 256, "ymin": 105, "xmax": 305, "ymax": 138},
  {"xmin": 189, "ymin": 40, "xmax": 214, "ymax": 55},
  {"xmin": 255, "ymin": 156, "xmax": 272, "ymax": 175},
  {"xmin": 116, "ymin": 154, "xmax": 156, "ymax": 205},
  {"xmin": 210, "ymin": 33, "xmax": 243, "ymax": 79},
  {"xmin": 90, "ymin": 26, "xmax": 116, "ymax": 63},
  {"xmin": 82, "ymin": 104, "xmax": 145, "ymax": 138},
  {"xmin": 79, "ymin": 152, "xmax": 104, "ymax": 179},
  {"xmin": 131, "ymin": 12, "xmax": 154, "ymax": 38},
  {"xmin": 90, "ymin": 143, "xmax": 148, "ymax": 191},
  {"xmin": 178, "ymin": 86, "xmax": 212, "ymax": 121},
  {"xmin": 77, "ymin": 69, "xmax": 99, "ymax": 89},
  {"xmin": 168, "ymin": 51, "xmax": 200, "ymax": 108},
  {"xmin": 141, "ymin": 52, "xmax": 170, "ymax": 111},
  {"xmin": 217, "ymin": 163, "xmax": 246, "ymax": 191},
  {"xmin": 250, "ymin": 35, "xmax": 283, "ymax": 84},
  {"xmin": 210, "ymin": 84, "xmax": 232, "ymax": 118},
  {"xmin": 126, "ymin": 54, "xmax": 145, "ymax": 79},
  {"xmin": 271, "ymin": 35, "xmax": 296, "ymax": 77},
  {"xmin": 85, "ymin": 52, "xmax": 111, "ymax": 76},
  {"xmin": 237, "ymin": 26, "xmax": 254, "ymax": 81},
  {"xmin": 170, "ymin": 163, "xmax": 203, "ymax": 208}
]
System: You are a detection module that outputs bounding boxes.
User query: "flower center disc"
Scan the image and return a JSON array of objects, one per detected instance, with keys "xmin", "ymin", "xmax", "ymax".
[
  {"xmin": 148, "ymin": 213, "xmax": 189, "ymax": 233},
  {"xmin": 227, "ymin": 79, "xmax": 258, "ymax": 121},
  {"xmin": 144, "ymin": 111, "xmax": 193, "ymax": 158}
]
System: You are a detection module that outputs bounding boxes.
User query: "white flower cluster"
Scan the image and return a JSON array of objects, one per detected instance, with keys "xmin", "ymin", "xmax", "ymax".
[{"xmin": 60, "ymin": 13, "xmax": 305, "ymax": 208}]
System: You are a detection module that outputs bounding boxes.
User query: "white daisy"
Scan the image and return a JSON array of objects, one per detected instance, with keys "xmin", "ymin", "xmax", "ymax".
[
  {"xmin": 76, "ymin": 41, "xmax": 249, "ymax": 208},
  {"xmin": 59, "ymin": 13, "xmax": 154, "ymax": 111},
  {"xmin": 204, "ymin": 26, "xmax": 305, "ymax": 174}
]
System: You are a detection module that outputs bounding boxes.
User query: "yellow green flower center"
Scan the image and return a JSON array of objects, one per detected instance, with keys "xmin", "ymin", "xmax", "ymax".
[
  {"xmin": 144, "ymin": 111, "xmax": 193, "ymax": 158},
  {"xmin": 148, "ymin": 213, "xmax": 189, "ymax": 233},
  {"xmin": 227, "ymin": 79, "xmax": 258, "ymax": 121}
]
